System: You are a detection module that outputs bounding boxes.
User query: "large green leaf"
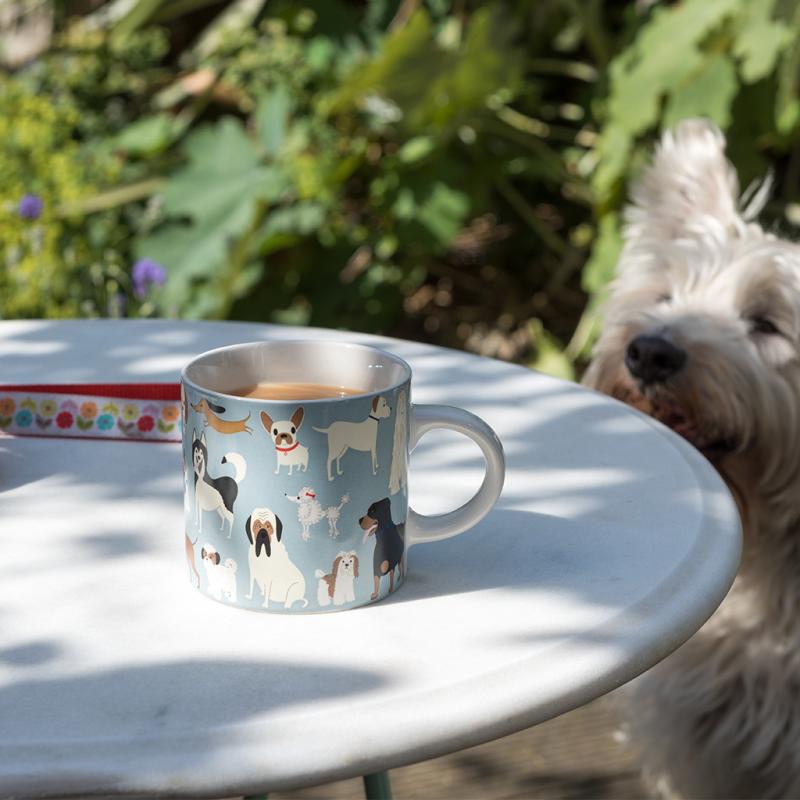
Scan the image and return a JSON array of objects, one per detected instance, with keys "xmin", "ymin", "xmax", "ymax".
[
  {"xmin": 163, "ymin": 118, "xmax": 286, "ymax": 223},
  {"xmin": 733, "ymin": 0, "xmax": 792, "ymax": 84},
  {"xmin": 663, "ymin": 54, "xmax": 738, "ymax": 130},
  {"xmin": 606, "ymin": 0, "xmax": 740, "ymax": 137},
  {"xmin": 137, "ymin": 117, "xmax": 288, "ymax": 310}
]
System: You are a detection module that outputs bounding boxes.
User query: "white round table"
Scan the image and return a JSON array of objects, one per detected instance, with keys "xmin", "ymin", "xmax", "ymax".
[{"xmin": 0, "ymin": 320, "xmax": 741, "ymax": 798}]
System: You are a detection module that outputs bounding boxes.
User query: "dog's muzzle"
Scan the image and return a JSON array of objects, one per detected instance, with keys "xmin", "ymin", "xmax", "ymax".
[
  {"xmin": 254, "ymin": 527, "xmax": 271, "ymax": 557},
  {"xmin": 625, "ymin": 335, "xmax": 687, "ymax": 385}
]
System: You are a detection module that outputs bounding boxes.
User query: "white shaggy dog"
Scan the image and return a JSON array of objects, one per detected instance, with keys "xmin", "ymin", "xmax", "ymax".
[
  {"xmin": 388, "ymin": 389, "xmax": 408, "ymax": 496},
  {"xmin": 585, "ymin": 119, "xmax": 800, "ymax": 798},
  {"xmin": 284, "ymin": 488, "xmax": 349, "ymax": 540},
  {"xmin": 200, "ymin": 544, "xmax": 238, "ymax": 603},
  {"xmin": 315, "ymin": 550, "xmax": 359, "ymax": 607}
]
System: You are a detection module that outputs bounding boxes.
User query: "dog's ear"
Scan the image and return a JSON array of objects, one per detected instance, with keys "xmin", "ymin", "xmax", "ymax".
[
  {"xmin": 208, "ymin": 400, "xmax": 226, "ymax": 414},
  {"xmin": 275, "ymin": 514, "xmax": 283, "ymax": 542},
  {"xmin": 353, "ymin": 555, "xmax": 359, "ymax": 578},
  {"xmin": 625, "ymin": 119, "xmax": 747, "ymax": 249},
  {"xmin": 245, "ymin": 516, "xmax": 253, "ymax": 544},
  {"xmin": 371, "ymin": 396, "xmax": 379, "ymax": 412},
  {"xmin": 201, "ymin": 547, "xmax": 207, "ymax": 558},
  {"xmin": 260, "ymin": 411, "xmax": 274, "ymax": 434},
  {"xmin": 192, "ymin": 428, "xmax": 198, "ymax": 444},
  {"xmin": 332, "ymin": 555, "xmax": 342, "ymax": 578},
  {"xmin": 213, "ymin": 552, "xmax": 220, "ymax": 565},
  {"xmin": 200, "ymin": 431, "xmax": 207, "ymax": 446},
  {"xmin": 291, "ymin": 406, "xmax": 304, "ymax": 430}
]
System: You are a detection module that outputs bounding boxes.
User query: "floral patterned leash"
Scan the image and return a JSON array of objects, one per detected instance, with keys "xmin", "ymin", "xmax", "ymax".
[{"xmin": 0, "ymin": 384, "xmax": 182, "ymax": 443}]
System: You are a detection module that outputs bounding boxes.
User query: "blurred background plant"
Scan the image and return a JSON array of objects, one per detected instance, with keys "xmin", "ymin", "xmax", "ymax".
[{"xmin": 2, "ymin": 0, "xmax": 800, "ymax": 376}]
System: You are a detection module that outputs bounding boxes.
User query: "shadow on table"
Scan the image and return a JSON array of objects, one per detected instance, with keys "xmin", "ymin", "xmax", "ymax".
[{"xmin": 0, "ymin": 656, "xmax": 386, "ymax": 742}]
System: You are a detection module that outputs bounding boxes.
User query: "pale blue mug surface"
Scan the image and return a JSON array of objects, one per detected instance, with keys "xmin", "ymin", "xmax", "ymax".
[{"xmin": 181, "ymin": 340, "xmax": 505, "ymax": 613}]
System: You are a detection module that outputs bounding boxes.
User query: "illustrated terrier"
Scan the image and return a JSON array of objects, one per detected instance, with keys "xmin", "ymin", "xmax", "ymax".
[
  {"xmin": 315, "ymin": 551, "xmax": 359, "ymax": 607},
  {"xmin": 585, "ymin": 119, "xmax": 800, "ymax": 798}
]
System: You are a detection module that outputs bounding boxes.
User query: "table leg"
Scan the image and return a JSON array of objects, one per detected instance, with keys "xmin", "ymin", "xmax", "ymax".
[{"xmin": 363, "ymin": 770, "xmax": 393, "ymax": 800}]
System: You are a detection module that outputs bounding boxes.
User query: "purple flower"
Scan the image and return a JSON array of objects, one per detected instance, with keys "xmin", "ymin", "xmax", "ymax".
[
  {"xmin": 132, "ymin": 258, "xmax": 167, "ymax": 299},
  {"xmin": 18, "ymin": 194, "xmax": 43, "ymax": 220}
]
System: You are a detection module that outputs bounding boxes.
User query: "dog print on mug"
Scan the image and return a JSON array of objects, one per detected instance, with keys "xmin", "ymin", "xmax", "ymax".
[
  {"xmin": 285, "ymin": 488, "xmax": 349, "ymax": 540},
  {"xmin": 315, "ymin": 551, "xmax": 359, "ymax": 607},
  {"xmin": 261, "ymin": 407, "xmax": 309, "ymax": 476},
  {"xmin": 244, "ymin": 508, "xmax": 308, "ymax": 610},
  {"xmin": 182, "ymin": 367, "xmax": 420, "ymax": 614},
  {"xmin": 192, "ymin": 396, "xmax": 252, "ymax": 435},
  {"xmin": 200, "ymin": 544, "xmax": 238, "ymax": 603},
  {"xmin": 388, "ymin": 389, "xmax": 408, "ymax": 496},
  {"xmin": 359, "ymin": 497, "xmax": 405, "ymax": 601},
  {"xmin": 191, "ymin": 430, "xmax": 247, "ymax": 537},
  {"xmin": 314, "ymin": 396, "xmax": 392, "ymax": 481}
]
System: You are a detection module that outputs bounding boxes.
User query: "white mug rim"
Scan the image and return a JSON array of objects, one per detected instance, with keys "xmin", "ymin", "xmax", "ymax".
[{"xmin": 181, "ymin": 339, "xmax": 413, "ymax": 406}]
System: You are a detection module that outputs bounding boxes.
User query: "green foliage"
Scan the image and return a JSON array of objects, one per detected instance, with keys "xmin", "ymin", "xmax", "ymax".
[
  {"xmin": 4, "ymin": 0, "xmax": 800, "ymax": 372},
  {"xmin": 576, "ymin": 0, "xmax": 800, "ymax": 361}
]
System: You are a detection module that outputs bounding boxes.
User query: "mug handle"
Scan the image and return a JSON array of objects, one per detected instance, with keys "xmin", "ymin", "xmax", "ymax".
[{"xmin": 405, "ymin": 404, "xmax": 505, "ymax": 548}]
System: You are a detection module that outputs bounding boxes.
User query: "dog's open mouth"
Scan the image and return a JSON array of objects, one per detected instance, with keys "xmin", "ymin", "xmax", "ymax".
[
  {"xmin": 619, "ymin": 387, "xmax": 738, "ymax": 462},
  {"xmin": 653, "ymin": 405, "xmax": 736, "ymax": 460}
]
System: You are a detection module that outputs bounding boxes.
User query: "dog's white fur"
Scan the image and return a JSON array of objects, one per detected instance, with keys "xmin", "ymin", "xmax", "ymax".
[
  {"xmin": 315, "ymin": 550, "xmax": 359, "ymax": 607},
  {"xmin": 285, "ymin": 488, "xmax": 349, "ymax": 540},
  {"xmin": 585, "ymin": 119, "xmax": 800, "ymax": 798},
  {"xmin": 200, "ymin": 544, "xmax": 238, "ymax": 603},
  {"xmin": 244, "ymin": 507, "xmax": 307, "ymax": 609},
  {"xmin": 313, "ymin": 396, "xmax": 391, "ymax": 481},
  {"xmin": 388, "ymin": 389, "xmax": 408, "ymax": 496}
]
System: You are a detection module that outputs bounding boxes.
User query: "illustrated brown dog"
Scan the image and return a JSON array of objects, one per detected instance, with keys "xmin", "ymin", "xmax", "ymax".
[{"xmin": 192, "ymin": 397, "xmax": 252, "ymax": 435}]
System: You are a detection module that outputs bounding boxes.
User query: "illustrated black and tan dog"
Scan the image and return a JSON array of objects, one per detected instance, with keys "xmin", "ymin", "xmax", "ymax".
[
  {"xmin": 244, "ymin": 507, "xmax": 307, "ymax": 609},
  {"xmin": 191, "ymin": 430, "xmax": 246, "ymax": 537},
  {"xmin": 359, "ymin": 497, "xmax": 404, "ymax": 600}
]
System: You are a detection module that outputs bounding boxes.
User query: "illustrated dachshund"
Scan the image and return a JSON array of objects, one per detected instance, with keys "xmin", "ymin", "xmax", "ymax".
[
  {"xmin": 359, "ymin": 497, "xmax": 405, "ymax": 600},
  {"xmin": 192, "ymin": 397, "xmax": 252, "ymax": 435}
]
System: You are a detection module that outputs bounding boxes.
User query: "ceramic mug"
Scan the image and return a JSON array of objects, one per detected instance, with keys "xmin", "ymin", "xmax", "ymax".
[{"xmin": 181, "ymin": 340, "xmax": 505, "ymax": 613}]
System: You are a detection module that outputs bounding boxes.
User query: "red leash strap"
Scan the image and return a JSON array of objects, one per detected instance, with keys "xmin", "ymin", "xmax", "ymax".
[{"xmin": 0, "ymin": 383, "xmax": 183, "ymax": 443}]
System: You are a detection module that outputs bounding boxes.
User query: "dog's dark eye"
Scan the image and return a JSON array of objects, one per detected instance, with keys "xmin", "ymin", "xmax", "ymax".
[
  {"xmin": 750, "ymin": 316, "xmax": 780, "ymax": 336},
  {"xmin": 273, "ymin": 428, "xmax": 278, "ymax": 435},
  {"xmin": 658, "ymin": 293, "xmax": 671, "ymax": 303},
  {"xmin": 291, "ymin": 426, "xmax": 295, "ymax": 433}
]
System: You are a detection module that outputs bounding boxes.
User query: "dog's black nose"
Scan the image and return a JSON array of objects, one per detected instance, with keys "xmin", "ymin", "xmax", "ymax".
[{"xmin": 625, "ymin": 335, "xmax": 686, "ymax": 384}]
